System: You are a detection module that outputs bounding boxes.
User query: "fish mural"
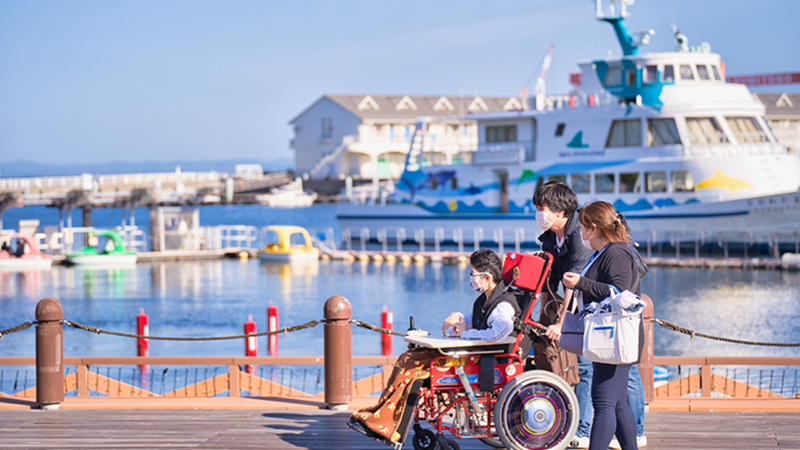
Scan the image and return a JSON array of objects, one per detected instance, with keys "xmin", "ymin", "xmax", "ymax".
[
  {"xmin": 695, "ymin": 170, "xmax": 753, "ymax": 193},
  {"xmin": 514, "ymin": 169, "xmax": 537, "ymax": 191}
]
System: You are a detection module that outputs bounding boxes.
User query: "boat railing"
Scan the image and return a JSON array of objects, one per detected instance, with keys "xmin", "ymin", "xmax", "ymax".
[
  {"xmin": 492, "ymin": 227, "xmax": 526, "ymax": 254},
  {"xmin": 767, "ymin": 229, "xmax": 800, "ymax": 259},
  {"xmin": 717, "ymin": 231, "xmax": 757, "ymax": 259},
  {"xmin": 202, "ymin": 225, "xmax": 259, "ymax": 250},
  {"xmin": 413, "ymin": 227, "xmax": 445, "ymax": 253},
  {"xmin": 669, "ymin": 230, "xmax": 707, "ymax": 259},
  {"xmin": 376, "ymin": 227, "xmax": 406, "ymax": 253}
]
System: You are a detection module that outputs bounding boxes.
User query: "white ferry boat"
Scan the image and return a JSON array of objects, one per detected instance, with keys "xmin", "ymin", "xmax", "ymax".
[{"xmin": 337, "ymin": 0, "xmax": 800, "ymax": 244}]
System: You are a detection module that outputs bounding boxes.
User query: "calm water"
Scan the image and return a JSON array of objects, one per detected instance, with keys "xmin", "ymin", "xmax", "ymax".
[{"xmin": 1, "ymin": 204, "xmax": 799, "ymax": 359}]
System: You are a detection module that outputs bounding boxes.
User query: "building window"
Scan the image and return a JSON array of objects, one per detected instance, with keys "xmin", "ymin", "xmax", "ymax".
[
  {"xmin": 604, "ymin": 67, "xmax": 622, "ymax": 87},
  {"xmin": 595, "ymin": 173, "xmax": 615, "ymax": 193},
  {"xmin": 671, "ymin": 171, "xmax": 695, "ymax": 192},
  {"xmin": 697, "ymin": 65, "xmax": 710, "ymax": 80},
  {"xmin": 711, "ymin": 65, "xmax": 722, "ymax": 81},
  {"xmin": 555, "ymin": 123, "xmax": 566, "ymax": 137},
  {"xmin": 548, "ymin": 174, "xmax": 566, "ymax": 184},
  {"xmin": 726, "ymin": 117, "xmax": 767, "ymax": 143},
  {"xmin": 663, "ymin": 65, "xmax": 675, "ymax": 82},
  {"xmin": 644, "ymin": 65, "xmax": 658, "ymax": 83},
  {"xmin": 645, "ymin": 172, "xmax": 667, "ymax": 193},
  {"xmin": 680, "ymin": 64, "xmax": 694, "ymax": 80},
  {"xmin": 686, "ymin": 117, "xmax": 727, "ymax": 144},
  {"xmin": 606, "ymin": 119, "xmax": 642, "ymax": 147},
  {"xmin": 626, "ymin": 69, "xmax": 637, "ymax": 86},
  {"xmin": 647, "ymin": 118, "xmax": 681, "ymax": 146},
  {"xmin": 321, "ymin": 117, "xmax": 332, "ymax": 138},
  {"xmin": 570, "ymin": 174, "xmax": 590, "ymax": 193},
  {"xmin": 486, "ymin": 125, "xmax": 517, "ymax": 143},
  {"xmin": 620, "ymin": 173, "xmax": 640, "ymax": 193}
]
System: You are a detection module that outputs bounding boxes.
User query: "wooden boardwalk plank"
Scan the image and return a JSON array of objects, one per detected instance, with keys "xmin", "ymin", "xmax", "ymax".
[{"xmin": 0, "ymin": 410, "xmax": 797, "ymax": 449}]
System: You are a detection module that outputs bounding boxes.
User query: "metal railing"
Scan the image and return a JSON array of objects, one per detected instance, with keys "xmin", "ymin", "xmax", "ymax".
[
  {"xmin": 202, "ymin": 226, "xmax": 259, "ymax": 250},
  {"xmin": 413, "ymin": 227, "xmax": 445, "ymax": 253}
]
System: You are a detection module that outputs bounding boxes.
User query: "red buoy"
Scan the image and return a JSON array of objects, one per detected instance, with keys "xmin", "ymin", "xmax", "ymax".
[
  {"xmin": 568, "ymin": 96, "xmax": 576, "ymax": 108},
  {"xmin": 381, "ymin": 305, "xmax": 393, "ymax": 356},
  {"xmin": 267, "ymin": 301, "xmax": 279, "ymax": 356},
  {"xmin": 244, "ymin": 314, "xmax": 257, "ymax": 374}
]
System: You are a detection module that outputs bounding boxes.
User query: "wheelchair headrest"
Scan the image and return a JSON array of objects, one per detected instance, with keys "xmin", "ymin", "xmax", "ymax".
[{"xmin": 501, "ymin": 252, "xmax": 552, "ymax": 294}]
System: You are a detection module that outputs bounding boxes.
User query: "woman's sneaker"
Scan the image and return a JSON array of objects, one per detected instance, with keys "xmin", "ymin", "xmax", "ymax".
[{"xmin": 609, "ymin": 435, "xmax": 647, "ymax": 448}]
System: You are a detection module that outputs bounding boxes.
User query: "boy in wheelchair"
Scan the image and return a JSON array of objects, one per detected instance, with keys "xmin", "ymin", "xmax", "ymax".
[
  {"xmin": 348, "ymin": 249, "xmax": 519, "ymax": 443},
  {"xmin": 349, "ymin": 249, "xmax": 578, "ymax": 450}
]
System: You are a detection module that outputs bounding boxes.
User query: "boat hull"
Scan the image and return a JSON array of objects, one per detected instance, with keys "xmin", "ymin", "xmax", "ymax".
[
  {"xmin": 66, "ymin": 254, "xmax": 138, "ymax": 266},
  {"xmin": 337, "ymin": 190, "xmax": 800, "ymax": 244},
  {"xmin": 0, "ymin": 258, "xmax": 53, "ymax": 271},
  {"xmin": 257, "ymin": 251, "xmax": 320, "ymax": 263}
]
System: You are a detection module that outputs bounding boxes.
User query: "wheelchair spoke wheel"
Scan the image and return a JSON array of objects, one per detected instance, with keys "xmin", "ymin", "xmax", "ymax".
[
  {"xmin": 412, "ymin": 428, "xmax": 437, "ymax": 450},
  {"xmin": 440, "ymin": 438, "xmax": 460, "ymax": 450},
  {"xmin": 495, "ymin": 370, "xmax": 578, "ymax": 450}
]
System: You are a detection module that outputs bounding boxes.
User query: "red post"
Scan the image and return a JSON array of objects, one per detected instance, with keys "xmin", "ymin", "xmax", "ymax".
[
  {"xmin": 137, "ymin": 308, "xmax": 149, "ymax": 357},
  {"xmin": 244, "ymin": 314, "xmax": 257, "ymax": 375},
  {"xmin": 380, "ymin": 304, "xmax": 393, "ymax": 356},
  {"xmin": 568, "ymin": 96, "xmax": 576, "ymax": 108},
  {"xmin": 588, "ymin": 94, "xmax": 596, "ymax": 107},
  {"xmin": 267, "ymin": 301, "xmax": 279, "ymax": 356},
  {"xmin": 323, "ymin": 295, "xmax": 352, "ymax": 410}
]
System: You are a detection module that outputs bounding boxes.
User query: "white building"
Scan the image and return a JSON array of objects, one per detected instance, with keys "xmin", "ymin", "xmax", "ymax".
[
  {"xmin": 755, "ymin": 92, "xmax": 800, "ymax": 155},
  {"xmin": 289, "ymin": 94, "xmax": 530, "ymax": 181}
]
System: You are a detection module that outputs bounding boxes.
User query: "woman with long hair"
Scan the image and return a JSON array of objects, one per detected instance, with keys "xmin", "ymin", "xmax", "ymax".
[{"xmin": 562, "ymin": 201, "xmax": 640, "ymax": 450}]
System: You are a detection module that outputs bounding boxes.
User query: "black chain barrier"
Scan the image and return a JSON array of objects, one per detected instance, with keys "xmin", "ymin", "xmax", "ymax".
[
  {"xmin": 652, "ymin": 318, "xmax": 800, "ymax": 347},
  {"xmin": 0, "ymin": 321, "xmax": 36, "ymax": 339}
]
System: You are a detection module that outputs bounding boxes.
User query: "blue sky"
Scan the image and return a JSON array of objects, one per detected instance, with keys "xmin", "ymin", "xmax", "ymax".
[{"xmin": 1, "ymin": 0, "xmax": 798, "ymax": 166}]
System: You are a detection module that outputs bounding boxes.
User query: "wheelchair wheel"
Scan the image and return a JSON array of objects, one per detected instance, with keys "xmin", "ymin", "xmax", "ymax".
[
  {"xmin": 479, "ymin": 437, "xmax": 504, "ymax": 448},
  {"xmin": 495, "ymin": 370, "xmax": 578, "ymax": 450},
  {"xmin": 412, "ymin": 428, "xmax": 437, "ymax": 450},
  {"xmin": 441, "ymin": 438, "xmax": 460, "ymax": 450}
]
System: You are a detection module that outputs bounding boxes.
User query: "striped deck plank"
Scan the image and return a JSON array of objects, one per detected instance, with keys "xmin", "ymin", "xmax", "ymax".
[{"xmin": 0, "ymin": 410, "xmax": 798, "ymax": 449}]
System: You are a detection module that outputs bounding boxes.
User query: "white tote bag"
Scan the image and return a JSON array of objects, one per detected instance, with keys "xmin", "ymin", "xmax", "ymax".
[{"xmin": 582, "ymin": 288, "xmax": 644, "ymax": 365}]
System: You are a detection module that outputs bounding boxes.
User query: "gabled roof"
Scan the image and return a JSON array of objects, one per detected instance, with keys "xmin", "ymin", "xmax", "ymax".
[
  {"xmin": 754, "ymin": 93, "xmax": 800, "ymax": 118},
  {"xmin": 296, "ymin": 94, "xmax": 523, "ymax": 121}
]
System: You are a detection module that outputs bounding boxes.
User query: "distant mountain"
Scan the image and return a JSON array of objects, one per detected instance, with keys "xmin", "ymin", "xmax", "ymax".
[{"xmin": 0, "ymin": 158, "xmax": 294, "ymax": 177}]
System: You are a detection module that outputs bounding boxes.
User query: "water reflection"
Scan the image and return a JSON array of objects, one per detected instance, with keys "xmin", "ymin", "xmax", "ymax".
[{"xmin": 1, "ymin": 261, "xmax": 798, "ymax": 358}]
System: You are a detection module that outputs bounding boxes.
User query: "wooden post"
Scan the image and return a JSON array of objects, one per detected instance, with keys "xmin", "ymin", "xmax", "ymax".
[
  {"xmin": 701, "ymin": 361, "xmax": 712, "ymax": 397},
  {"xmin": 35, "ymin": 297, "xmax": 64, "ymax": 409},
  {"xmin": 228, "ymin": 364, "xmax": 240, "ymax": 397},
  {"xmin": 323, "ymin": 295, "xmax": 352, "ymax": 410},
  {"xmin": 640, "ymin": 294, "xmax": 655, "ymax": 405},
  {"xmin": 77, "ymin": 364, "xmax": 89, "ymax": 397}
]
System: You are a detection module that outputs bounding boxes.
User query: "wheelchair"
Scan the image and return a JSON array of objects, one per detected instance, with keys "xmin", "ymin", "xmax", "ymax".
[{"xmin": 388, "ymin": 252, "xmax": 579, "ymax": 450}]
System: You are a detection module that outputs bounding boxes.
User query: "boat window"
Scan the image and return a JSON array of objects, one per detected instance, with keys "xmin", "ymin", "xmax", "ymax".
[
  {"xmin": 548, "ymin": 175, "xmax": 566, "ymax": 184},
  {"xmin": 696, "ymin": 65, "xmax": 710, "ymax": 80},
  {"xmin": 606, "ymin": 119, "xmax": 642, "ymax": 147},
  {"xmin": 451, "ymin": 177, "xmax": 458, "ymax": 189},
  {"xmin": 671, "ymin": 171, "xmax": 695, "ymax": 192},
  {"xmin": 647, "ymin": 118, "xmax": 681, "ymax": 146},
  {"xmin": 536, "ymin": 175, "xmax": 545, "ymax": 191},
  {"xmin": 711, "ymin": 65, "xmax": 722, "ymax": 81},
  {"xmin": 726, "ymin": 117, "xmax": 767, "ymax": 143},
  {"xmin": 290, "ymin": 233, "xmax": 307, "ymax": 247},
  {"xmin": 626, "ymin": 69, "xmax": 637, "ymax": 86},
  {"xmin": 604, "ymin": 67, "xmax": 622, "ymax": 87},
  {"xmin": 619, "ymin": 173, "xmax": 640, "ymax": 193},
  {"xmin": 644, "ymin": 65, "xmax": 658, "ymax": 84},
  {"xmin": 265, "ymin": 230, "xmax": 280, "ymax": 245},
  {"xmin": 571, "ymin": 174, "xmax": 590, "ymax": 193},
  {"xmin": 595, "ymin": 173, "xmax": 615, "ymax": 193},
  {"xmin": 430, "ymin": 177, "xmax": 438, "ymax": 190},
  {"xmin": 663, "ymin": 65, "xmax": 675, "ymax": 82},
  {"xmin": 686, "ymin": 117, "xmax": 727, "ymax": 144},
  {"xmin": 555, "ymin": 123, "xmax": 566, "ymax": 137},
  {"xmin": 486, "ymin": 125, "xmax": 517, "ymax": 143},
  {"xmin": 645, "ymin": 172, "xmax": 667, "ymax": 193},
  {"xmin": 680, "ymin": 64, "xmax": 694, "ymax": 80}
]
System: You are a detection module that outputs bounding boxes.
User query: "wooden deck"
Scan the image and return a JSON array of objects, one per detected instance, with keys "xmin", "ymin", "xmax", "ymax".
[{"xmin": 0, "ymin": 409, "xmax": 797, "ymax": 449}]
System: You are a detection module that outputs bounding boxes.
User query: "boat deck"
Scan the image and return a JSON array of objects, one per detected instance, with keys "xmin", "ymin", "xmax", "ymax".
[{"xmin": 0, "ymin": 408, "xmax": 796, "ymax": 449}]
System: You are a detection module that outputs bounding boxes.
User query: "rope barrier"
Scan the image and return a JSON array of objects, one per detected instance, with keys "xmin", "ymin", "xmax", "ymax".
[
  {"xmin": 0, "ymin": 322, "xmax": 36, "ymax": 339},
  {"xmin": 350, "ymin": 319, "xmax": 408, "ymax": 337},
  {"xmin": 63, "ymin": 319, "xmax": 321, "ymax": 341},
  {"xmin": 652, "ymin": 318, "xmax": 800, "ymax": 347}
]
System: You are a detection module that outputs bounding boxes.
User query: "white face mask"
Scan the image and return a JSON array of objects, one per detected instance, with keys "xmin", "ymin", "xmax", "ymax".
[
  {"xmin": 536, "ymin": 210, "xmax": 555, "ymax": 231},
  {"xmin": 581, "ymin": 228, "xmax": 594, "ymax": 250},
  {"xmin": 469, "ymin": 272, "xmax": 488, "ymax": 293}
]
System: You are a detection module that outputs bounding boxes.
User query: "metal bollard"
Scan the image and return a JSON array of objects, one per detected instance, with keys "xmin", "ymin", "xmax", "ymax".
[
  {"xmin": 35, "ymin": 297, "xmax": 64, "ymax": 410},
  {"xmin": 640, "ymin": 294, "xmax": 655, "ymax": 406},
  {"xmin": 323, "ymin": 295, "xmax": 352, "ymax": 410}
]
